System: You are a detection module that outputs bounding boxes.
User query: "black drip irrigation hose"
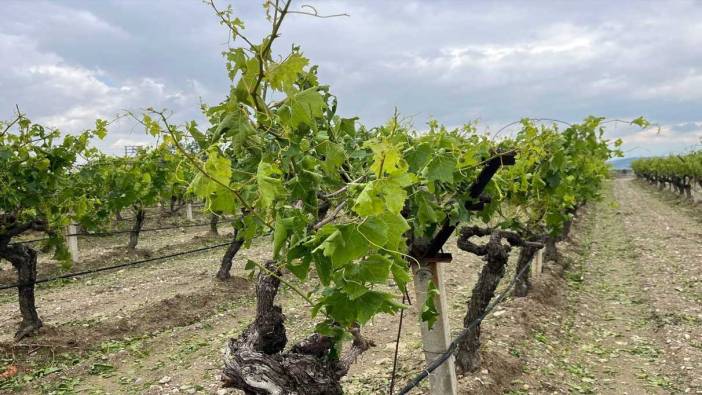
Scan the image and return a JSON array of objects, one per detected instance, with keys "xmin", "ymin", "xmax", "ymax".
[
  {"xmin": 66, "ymin": 221, "xmax": 217, "ymax": 237},
  {"xmin": 114, "ymin": 203, "xmax": 207, "ymax": 222},
  {"xmin": 0, "ymin": 241, "xmax": 231, "ymax": 291},
  {"xmin": 11, "ymin": 218, "xmax": 236, "ymax": 245}
]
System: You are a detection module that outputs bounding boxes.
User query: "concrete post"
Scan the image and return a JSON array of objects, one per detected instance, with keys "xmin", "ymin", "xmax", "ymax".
[
  {"xmin": 67, "ymin": 223, "xmax": 80, "ymax": 263},
  {"xmin": 531, "ymin": 249, "xmax": 544, "ymax": 279},
  {"xmin": 186, "ymin": 203, "xmax": 193, "ymax": 221},
  {"xmin": 412, "ymin": 261, "xmax": 458, "ymax": 395}
]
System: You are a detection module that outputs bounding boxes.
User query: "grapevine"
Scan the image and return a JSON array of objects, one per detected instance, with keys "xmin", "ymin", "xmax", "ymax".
[
  {"xmin": 133, "ymin": 2, "xmax": 648, "ymax": 391},
  {"xmin": 0, "ymin": 111, "xmax": 106, "ymax": 340},
  {"xmin": 632, "ymin": 151, "xmax": 702, "ymax": 198},
  {"xmin": 0, "ymin": 1, "xmax": 658, "ymax": 393}
]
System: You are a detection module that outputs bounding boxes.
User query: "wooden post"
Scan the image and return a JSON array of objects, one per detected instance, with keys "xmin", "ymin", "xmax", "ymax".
[
  {"xmin": 67, "ymin": 223, "xmax": 80, "ymax": 263},
  {"xmin": 412, "ymin": 259, "xmax": 457, "ymax": 395},
  {"xmin": 186, "ymin": 203, "xmax": 193, "ymax": 221},
  {"xmin": 530, "ymin": 249, "xmax": 543, "ymax": 279}
]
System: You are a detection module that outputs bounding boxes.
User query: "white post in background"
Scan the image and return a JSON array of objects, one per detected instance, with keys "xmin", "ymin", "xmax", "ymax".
[
  {"xmin": 186, "ymin": 202, "xmax": 193, "ymax": 221},
  {"xmin": 531, "ymin": 249, "xmax": 544, "ymax": 279},
  {"xmin": 67, "ymin": 223, "xmax": 80, "ymax": 263},
  {"xmin": 693, "ymin": 184, "xmax": 702, "ymax": 203},
  {"xmin": 412, "ymin": 261, "xmax": 458, "ymax": 395}
]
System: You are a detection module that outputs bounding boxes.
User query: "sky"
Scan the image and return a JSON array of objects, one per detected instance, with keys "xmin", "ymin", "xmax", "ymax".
[{"xmin": 1, "ymin": 0, "xmax": 701, "ymax": 157}]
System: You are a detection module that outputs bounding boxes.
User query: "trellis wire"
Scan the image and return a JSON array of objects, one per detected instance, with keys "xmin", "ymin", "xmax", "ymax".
[
  {"xmin": 11, "ymin": 219, "xmax": 235, "ymax": 245},
  {"xmin": 0, "ymin": 241, "xmax": 231, "ymax": 291}
]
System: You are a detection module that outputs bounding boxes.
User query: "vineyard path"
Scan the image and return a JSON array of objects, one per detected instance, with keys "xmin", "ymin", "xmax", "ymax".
[{"xmin": 520, "ymin": 178, "xmax": 702, "ymax": 394}]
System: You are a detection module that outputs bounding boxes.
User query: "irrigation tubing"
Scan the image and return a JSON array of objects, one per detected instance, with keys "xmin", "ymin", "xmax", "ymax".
[
  {"xmin": 11, "ymin": 219, "xmax": 234, "ymax": 245},
  {"xmin": 114, "ymin": 202, "xmax": 207, "ymax": 222},
  {"xmin": 396, "ymin": 258, "xmax": 533, "ymax": 395},
  {"xmin": 0, "ymin": 241, "xmax": 231, "ymax": 291},
  {"xmin": 66, "ymin": 221, "xmax": 217, "ymax": 237}
]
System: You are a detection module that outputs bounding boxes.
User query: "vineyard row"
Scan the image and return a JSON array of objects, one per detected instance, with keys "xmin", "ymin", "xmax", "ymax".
[
  {"xmin": 0, "ymin": 1, "xmax": 660, "ymax": 393},
  {"xmin": 632, "ymin": 152, "xmax": 702, "ymax": 202}
]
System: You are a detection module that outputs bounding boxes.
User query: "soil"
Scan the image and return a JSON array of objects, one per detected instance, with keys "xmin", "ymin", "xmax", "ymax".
[
  {"xmin": 0, "ymin": 178, "xmax": 700, "ymax": 394},
  {"xmin": 492, "ymin": 178, "xmax": 702, "ymax": 395}
]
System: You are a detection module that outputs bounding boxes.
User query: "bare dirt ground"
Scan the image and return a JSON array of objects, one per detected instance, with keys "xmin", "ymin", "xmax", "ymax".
[
  {"xmin": 1, "ymin": 179, "xmax": 700, "ymax": 394},
  {"xmin": 504, "ymin": 178, "xmax": 702, "ymax": 395}
]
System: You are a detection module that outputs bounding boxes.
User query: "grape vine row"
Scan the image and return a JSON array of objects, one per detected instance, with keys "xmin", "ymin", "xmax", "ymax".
[{"xmin": 0, "ymin": 0, "xmax": 653, "ymax": 392}]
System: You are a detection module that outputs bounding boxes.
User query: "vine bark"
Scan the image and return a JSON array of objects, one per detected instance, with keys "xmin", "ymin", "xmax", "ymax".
[
  {"xmin": 221, "ymin": 260, "xmax": 373, "ymax": 394},
  {"xmin": 127, "ymin": 208, "xmax": 145, "ymax": 250}
]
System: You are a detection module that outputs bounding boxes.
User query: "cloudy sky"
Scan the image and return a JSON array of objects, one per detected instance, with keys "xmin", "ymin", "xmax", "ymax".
[{"xmin": 2, "ymin": 0, "xmax": 701, "ymax": 157}]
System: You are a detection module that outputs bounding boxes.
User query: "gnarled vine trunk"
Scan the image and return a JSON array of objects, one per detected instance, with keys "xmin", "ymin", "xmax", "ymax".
[
  {"xmin": 562, "ymin": 219, "xmax": 573, "ymax": 240},
  {"xmin": 221, "ymin": 261, "xmax": 372, "ymax": 394},
  {"xmin": 513, "ymin": 244, "xmax": 538, "ymax": 298},
  {"xmin": 0, "ymin": 243, "xmax": 42, "ymax": 340},
  {"xmin": 170, "ymin": 195, "xmax": 178, "ymax": 213},
  {"xmin": 216, "ymin": 229, "xmax": 243, "ymax": 280},
  {"xmin": 127, "ymin": 208, "xmax": 145, "ymax": 250},
  {"xmin": 455, "ymin": 228, "xmax": 511, "ymax": 373},
  {"xmin": 684, "ymin": 185, "xmax": 693, "ymax": 200},
  {"xmin": 209, "ymin": 213, "xmax": 219, "ymax": 236}
]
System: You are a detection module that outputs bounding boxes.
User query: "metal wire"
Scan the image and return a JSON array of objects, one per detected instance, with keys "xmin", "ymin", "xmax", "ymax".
[
  {"xmin": 0, "ymin": 241, "xmax": 230, "ymax": 290},
  {"xmin": 389, "ymin": 293, "xmax": 407, "ymax": 394},
  {"xmin": 11, "ymin": 218, "xmax": 234, "ymax": 245}
]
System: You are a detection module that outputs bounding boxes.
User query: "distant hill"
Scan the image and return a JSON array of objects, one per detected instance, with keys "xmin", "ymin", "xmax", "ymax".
[{"xmin": 608, "ymin": 157, "xmax": 640, "ymax": 170}]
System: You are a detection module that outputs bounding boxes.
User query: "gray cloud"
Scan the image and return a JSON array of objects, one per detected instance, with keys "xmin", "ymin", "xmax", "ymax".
[{"xmin": 1, "ymin": 0, "xmax": 701, "ymax": 156}]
